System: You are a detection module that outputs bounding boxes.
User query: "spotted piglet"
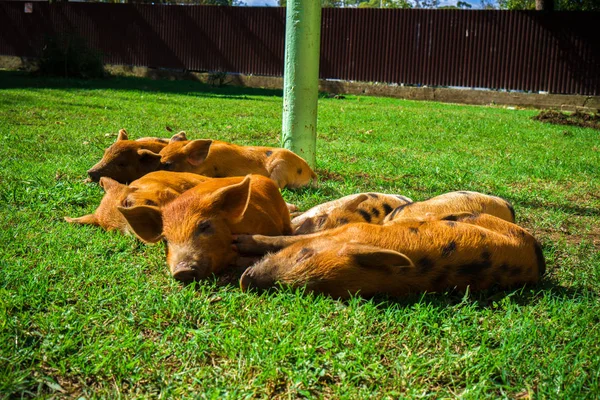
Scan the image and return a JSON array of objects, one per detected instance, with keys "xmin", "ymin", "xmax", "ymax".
[
  {"xmin": 237, "ymin": 213, "xmax": 545, "ymax": 299},
  {"xmin": 292, "ymin": 193, "xmax": 413, "ymax": 234},
  {"xmin": 384, "ymin": 191, "xmax": 516, "ymax": 224}
]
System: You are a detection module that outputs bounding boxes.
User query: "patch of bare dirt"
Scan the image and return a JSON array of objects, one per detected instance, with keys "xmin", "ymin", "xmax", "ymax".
[
  {"xmin": 316, "ymin": 169, "xmax": 344, "ymax": 182},
  {"xmin": 533, "ymin": 110, "xmax": 600, "ymax": 130}
]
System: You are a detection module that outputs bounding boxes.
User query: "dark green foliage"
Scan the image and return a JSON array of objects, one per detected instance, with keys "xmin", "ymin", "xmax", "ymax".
[
  {"xmin": 38, "ymin": 34, "xmax": 105, "ymax": 79},
  {"xmin": 497, "ymin": 0, "xmax": 600, "ymax": 10}
]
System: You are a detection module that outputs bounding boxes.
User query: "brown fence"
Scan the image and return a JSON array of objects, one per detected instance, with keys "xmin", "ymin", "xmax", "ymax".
[{"xmin": 1, "ymin": 2, "xmax": 599, "ymax": 95}]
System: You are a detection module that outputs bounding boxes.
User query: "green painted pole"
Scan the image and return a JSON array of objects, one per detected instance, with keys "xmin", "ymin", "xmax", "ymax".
[{"xmin": 281, "ymin": 0, "xmax": 321, "ymax": 169}]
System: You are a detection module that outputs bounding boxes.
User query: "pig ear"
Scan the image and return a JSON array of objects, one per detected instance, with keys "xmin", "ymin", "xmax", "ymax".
[
  {"xmin": 99, "ymin": 177, "xmax": 124, "ymax": 193},
  {"xmin": 170, "ymin": 131, "xmax": 188, "ymax": 143},
  {"xmin": 439, "ymin": 212, "xmax": 477, "ymax": 222},
  {"xmin": 137, "ymin": 149, "xmax": 162, "ymax": 163},
  {"xmin": 343, "ymin": 194, "xmax": 369, "ymax": 212},
  {"xmin": 117, "ymin": 129, "xmax": 128, "ymax": 141},
  {"xmin": 212, "ymin": 175, "xmax": 251, "ymax": 222},
  {"xmin": 339, "ymin": 243, "xmax": 414, "ymax": 274},
  {"xmin": 117, "ymin": 205, "xmax": 163, "ymax": 243},
  {"xmin": 184, "ymin": 139, "xmax": 213, "ymax": 166},
  {"xmin": 64, "ymin": 214, "xmax": 99, "ymax": 226}
]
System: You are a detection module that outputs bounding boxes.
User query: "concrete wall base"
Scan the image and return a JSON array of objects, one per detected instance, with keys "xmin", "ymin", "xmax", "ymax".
[{"xmin": 2, "ymin": 56, "xmax": 598, "ymax": 112}]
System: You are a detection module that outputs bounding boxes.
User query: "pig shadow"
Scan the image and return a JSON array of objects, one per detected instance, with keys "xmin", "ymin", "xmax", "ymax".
[
  {"xmin": 366, "ymin": 277, "xmax": 592, "ymax": 311},
  {"xmin": 206, "ymin": 268, "xmax": 594, "ymax": 311}
]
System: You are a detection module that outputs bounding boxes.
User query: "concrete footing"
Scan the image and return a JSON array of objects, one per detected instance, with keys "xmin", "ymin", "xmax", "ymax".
[{"xmin": 2, "ymin": 56, "xmax": 598, "ymax": 112}]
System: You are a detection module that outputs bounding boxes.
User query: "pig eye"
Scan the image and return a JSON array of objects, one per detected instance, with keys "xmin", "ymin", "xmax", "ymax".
[
  {"xmin": 195, "ymin": 220, "xmax": 213, "ymax": 236},
  {"xmin": 144, "ymin": 200, "xmax": 157, "ymax": 206},
  {"xmin": 122, "ymin": 198, "xmax": 133, "ymax": 208}
]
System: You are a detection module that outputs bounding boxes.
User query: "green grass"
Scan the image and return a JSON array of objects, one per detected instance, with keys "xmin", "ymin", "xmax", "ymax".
[{"xmin": 1, "ymin": 71, "xmax": 599, "ymax": 398}]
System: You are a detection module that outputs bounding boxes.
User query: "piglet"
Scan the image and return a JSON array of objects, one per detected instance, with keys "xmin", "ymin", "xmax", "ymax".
[
  {"xmin": 65, "ymin": 171, "xmax": 209, "ymax": 234},
  {"xmin": 238, "ymin": 213, "xmax": 545, "ymax": 299},
  {"xmin": 151, "ymin": 132, "xmax": 317, "ymax": 189},
  {"xmin": 384, "ymin": 191, "xmax": 515, "ymax": 224},
  {"xmin": 119, "ymin": 174, "xmax": 293, "ymax": 282},
  {"xmin": 87, "ymin": 129, "xmax": 167, "ymax": 183}
]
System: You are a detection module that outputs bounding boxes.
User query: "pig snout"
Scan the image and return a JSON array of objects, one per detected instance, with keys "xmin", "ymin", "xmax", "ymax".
[
  {"xmin": 239, "ymin": 267, "xmax": 275, "ymax": 292},
  {"xmin": 172, "ymin": 260, "xmax": 209, "ymax": 283},
  {"xmin": 87, "ymin": 167, "xmax": 103, "ymax": 182}
]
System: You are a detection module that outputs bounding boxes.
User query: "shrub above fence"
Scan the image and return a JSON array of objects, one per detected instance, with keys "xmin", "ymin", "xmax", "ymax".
[{"xmin": 1, "ymin": 2, "xmax": 598, "ymax": 95}]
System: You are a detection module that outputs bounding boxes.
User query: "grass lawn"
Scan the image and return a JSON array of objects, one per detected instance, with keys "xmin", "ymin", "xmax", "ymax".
[{"xmin": 1, "ymin": 70, "xmax": 599, "ymax": 398}]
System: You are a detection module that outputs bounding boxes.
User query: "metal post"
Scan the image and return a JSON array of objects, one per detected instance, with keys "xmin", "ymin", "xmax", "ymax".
[{"xmin": 281, "ymin": 0, "xmax": 321, "ymax": 169}]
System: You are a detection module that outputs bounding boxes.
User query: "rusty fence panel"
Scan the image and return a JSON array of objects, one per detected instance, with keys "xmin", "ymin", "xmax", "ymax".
[
  {"xmin": 0, "ymin": 3, "xmax": 286, "ymax": 76},
  {"xmin": 320, "ymin": 8, "xmax": 600, "ymax": 95},
  {"xmin": 0, "ymin": 2, "xmax": 598, "ymax": 95}
]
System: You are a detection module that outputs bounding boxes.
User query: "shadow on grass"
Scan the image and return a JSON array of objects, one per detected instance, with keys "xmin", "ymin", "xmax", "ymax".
[
  {"xmin": 368, "ymin": 277, "xmax": 592, "ymax": 311},
  {"xmin": 518, "ymin": 198, "xmax": 600, "ymax": 218},
  {"xmin": 281, "ymin": 184, "xmax": 347, "ymax": 201},
  {"xmin": 220, "ymin": 271, "xmax": 594, "ymax": 311},
  {"xmin": 0, "ymin": 70, "xmax": 283, "ymax": 99}
]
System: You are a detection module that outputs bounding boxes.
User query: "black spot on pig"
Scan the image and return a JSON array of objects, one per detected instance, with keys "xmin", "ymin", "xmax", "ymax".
[
  {"xmin": 382, "ymin": 203, "xmax": 393, "ymax": 215},
  {"xmin": 441, "ymin": 241, "xmax": 457, "ymax": 258},
  {"xmin": 358, "ymin": 209, "xmax": 372, "ymax": 223},
  {"xmin": 417, "ymin": 257, "xmax": 434, "ymax": 274},
  {"xmin": 457, "ymin": 260, "xmax": 491, "ymax": 276}
]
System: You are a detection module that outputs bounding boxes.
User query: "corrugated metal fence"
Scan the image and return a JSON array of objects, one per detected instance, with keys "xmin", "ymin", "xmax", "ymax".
[{"xmin": 1, "ymin": 2, "xmax": 598, "ymax": 95}]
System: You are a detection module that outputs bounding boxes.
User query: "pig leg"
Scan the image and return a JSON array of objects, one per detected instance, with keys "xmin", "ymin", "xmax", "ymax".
[
  {"xmin": 233, "ymin": 232, "xmax": 321, "ymax": 255},
  {"xmin": 233, "ymin": 234, "xmax": 297, "ymax": 255},
  {"xmin": 286, "ymin": 202, "xmax": 299, "ymax": 213},
  {"xmin": 442, "ymin": 212, "xmax": 526, "ymax": 237}
]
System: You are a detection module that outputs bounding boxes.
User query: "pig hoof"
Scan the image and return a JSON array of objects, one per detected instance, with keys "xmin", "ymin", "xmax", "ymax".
[{"xmin": 232, "ymin": 235, "xmax": 263, "ymax": 254}]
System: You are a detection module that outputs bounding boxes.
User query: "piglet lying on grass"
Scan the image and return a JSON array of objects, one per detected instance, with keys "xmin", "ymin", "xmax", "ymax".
[
  {"xmin": 384, "ymin": 191, "xmax": 515, "ymax": 224},
  {"xmin": 65, "ymin": 171, "xmax": 209, "ymax": 234},
  {"xmin": 152, "ymin": 132, "xmax": 317, "ymax": 189},
  {"xmin": 119, "ymin": 175, "xmax": 293, "ymax": 283},
  {"xmin": 237, "ymin": 213, "xmax": 545, "ymax": 299},
  {"xmin": 87, "ymin": 129, "xmax": 169, "ymax": 183},
  {"xmin": 291, "ymin": 192, "xmax": 413, "ymax": 234}
]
